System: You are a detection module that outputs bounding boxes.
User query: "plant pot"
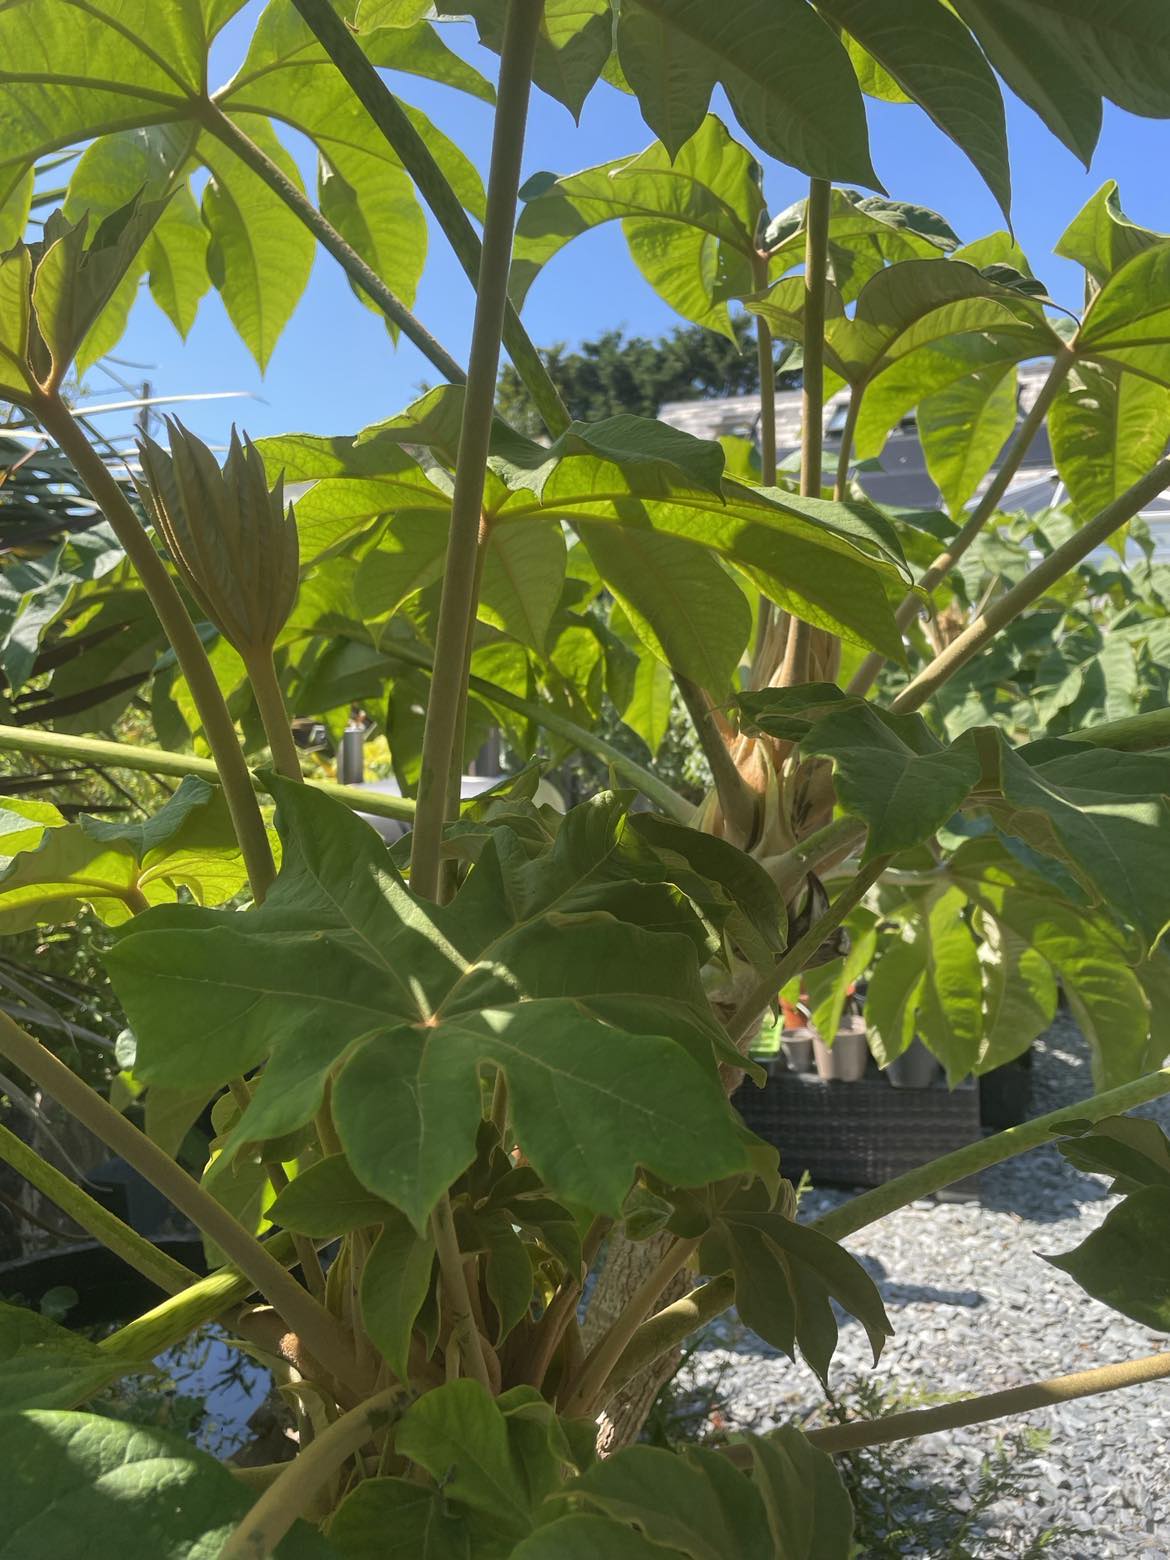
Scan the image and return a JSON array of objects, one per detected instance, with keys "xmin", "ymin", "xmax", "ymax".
[
  {"xmin": 885, "ymin": 1038, "xmax": 942, "ymax": 1089},
  {"xmin": 812, "ymin": 1018, "xmax": 868, "ymax": 1082},
  {"xmin": 779, "ymin": 1029, "xmax": 815, "ymax": 1074}
]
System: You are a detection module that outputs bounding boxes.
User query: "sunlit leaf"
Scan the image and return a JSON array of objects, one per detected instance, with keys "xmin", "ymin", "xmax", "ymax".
[{"xmin": 1050, "ymin": 359, "xmax": 1170, "ymax": 522}]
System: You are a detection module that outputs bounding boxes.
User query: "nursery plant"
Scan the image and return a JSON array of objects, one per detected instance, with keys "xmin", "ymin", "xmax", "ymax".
[{"xmin": 5, "ymin": 2, "xmax": 1170, "ymax": 1554}]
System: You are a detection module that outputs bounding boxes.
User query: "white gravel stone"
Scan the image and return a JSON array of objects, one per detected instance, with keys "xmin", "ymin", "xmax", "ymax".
[{"xmin": 683, "ymin": 1013, "xmax": 1170, "ymax": 1556}]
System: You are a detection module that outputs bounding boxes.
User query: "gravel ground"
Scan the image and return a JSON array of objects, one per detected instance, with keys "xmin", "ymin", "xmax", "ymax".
[{"xmin": 681, "ymin": 1014, "xmax": 1170, "ymax": 1557}]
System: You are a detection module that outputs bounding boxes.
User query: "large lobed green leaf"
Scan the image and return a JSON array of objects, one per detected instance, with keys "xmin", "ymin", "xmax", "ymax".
[
  {"xmin": 273, "ymin": 392, "xmax": 911, "ymax": 663},
  {"xmin": 105, "ymin": 782, "xmax": 755, "ymax": 1232},
  {"xmin": 1046, "ymin": 1186, "xmax": 1170, "ymax": 1333},
  {"xmin": 698, "ymin": 1180, "xmax": 893, "ymax": 1385},
  {"xmin": 818, "ymin": 0, "xmax": 1011, "ymax": 218},
  {"xmin": 0, "ymin": 0, "xmax": 485, "ymax": 369},
  {"xmin": 1050, "ymin": 359, "xmax": 1170, "ymax": 524},
  {"xmin": 0, "ymin": 1409, "xmax": 329, "ymax": 1559},
  {"xmin": 747, "ymin": 257, "xmax": 1056, "ymax": 390},
  {"xmin": 616, "ymin": 0, "xmax": 876, "ymax": 186},
  {"xmin": 511, "ymin": 116, "xmax": 762, "ymax": 339},
  {"xmin": 0, "ymin": 776, "xmax": 249, "ymax": 930},
  {"xmin": 0, "ymin": 1304, "xmax": 142, "ymax": 1415}
]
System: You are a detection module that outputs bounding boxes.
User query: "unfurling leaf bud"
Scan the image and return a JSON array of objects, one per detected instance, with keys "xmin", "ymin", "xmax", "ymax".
[
  {"xmin": 1, "ymin": 196, "xmax": 171, "ymax": 402},
  {"xmin": 136, "ymin": 418, "xmax": 299, "ymax": 658}
]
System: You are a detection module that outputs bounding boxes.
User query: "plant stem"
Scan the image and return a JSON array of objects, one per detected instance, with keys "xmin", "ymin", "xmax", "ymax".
[
  {"xmin": 379, "ymin": 641, "xmax": 693, "ymax": 821},
  {"xmin": 287, "ymin": 0, "xmax": 571, "ymax": 438},
  {"xmin": 243, "ymin": 650, "xmax": 302, "ymax": 782},
  {"xmin": 833, "ymin": 388, "xmax": 862, "ymax": 501},
  {"xmin": 198, "ymin": 101, "xmax": 466, "ymax": 387},
  {"xmin": 812, "ymin": 1063, "xmax": 1170, "ymax": 1242},
  {"xmin": 431, "ymin": 1191, "xmax": 492, "ymax": 1392},
  {"xmin": 846, "ymin": 346, "xmax": 1076, "ymax": 697},
  {"xmin": 726, "ymin": 854, "xmax": 889, "ymax": 1044},
  {"xmin": 489, "ymin": 1071, "xmax": 508, "ymax": 1135},
  {"xmin": 752, "ymin": 253, "xmax": 779, "ymax": 668},
  {"xmin": 409, "ymin": 0, "xmax": 544, "ymax": 900},
  {"xmin": 0, "ymin": 1120, "xmax": 197, "ymax": 1295},
  {"xmin": 34, "ymin": 396, "xmax": 276, "ymax": 900},
  {"xmin": 612, "ymin": 1063, "xmax": 1170, "ymax": 1390},
  {"xmin": 771, "ymin": 816, "xmax": 866, "ymax": 895},
  {"xmin": 522, "ymin": 1273, "xmax": 581, "ymax": 1389},
  {"xmin": 440, "ymin": 526, "xmax": 490, "ymax": 902},
  {"xmin": 774, "ymin": 1350, "xmax": 1170, "ymax": 1458},
  {"xmin": 893, "ymin": 455, "xmax": 1170, "ymax": 713},
  {"xmin": 0, "ymin": 1014, "xmax": 363, "ymax": 1395},
  {"xmin": 607, "ymin": 1273, "xmax": 734, "ymax": 1397},
  {"xmin": 800, "ymin": 178, "xmax": 831, "ymax": 501},
  {"xmin": 0, "ymin": 722, "xmax": 416, "ymax": 822},
  {"xmin": 220, "ymin": 1384, "xmax": 405, "ymax": 1558},
  {"xmin": 675, "ymin": 674, "xmax": 755, "ymax": 843},
  {"xmin": 779, "ymin": 183, "xmax": 830, "ymax": 689},
  {"xmin": 562, "ymin": 1236, "xmax": 699, "ymax": 1417},
  {"xmin": 98, "ymin": 1232, "xmax": 299, "ymax": 1360},
  {"xmin": 754, "ymin": 255, "xmax": 777, "ymax": 488}
]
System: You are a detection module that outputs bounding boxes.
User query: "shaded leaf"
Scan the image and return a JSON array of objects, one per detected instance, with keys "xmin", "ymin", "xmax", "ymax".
[
  {"xmin": 396, "ymin": 1380, "xmax": 533, "ymax": 1540},
  {"xmin": 749, "ymin": 1428, "xmax": 853, "ymax": 1559},
  {"xmin": 0, "ymin": 1408, "xmax": 330, "ymax": 1558},
  {"xmin": 439, "ymin": 0, "xmax": 611, "ymax": 117},
  {"xmin": 360, "ymin": 1214, "xmax": 435, "ymax": 1379},
  {"xmin": 802, "ymin": 702, "xmax": 981, "ymax": 861},
  {"xmin": 918, "ymin": 360, "xmax": 1017, "ymax": 515},
  {"xmin": 0, "ymin": 1304, "xmax": 141, "ymax": 1413},
  {"xmin": 512, "ymin": 117, "xmax": 761, "ymax": 339},
  {"xmin": 1046, "ymin": 1186, "xmax": 1170, "ymax": 1332},
  {"xmin": 818, "ymin": 0, "xmax": 1011, "ymax": 218},
  {"xmin": 579, "ymin": 524, "xmax": 750, "ymax": 696},
  {"xmin": 951, "ymin": 0, "xmax": 1102, "ymax": 166},
  {"xmin": 511, "ymin": 1516, "xmax": 679, "ymax": 1558},
  {"xmin": 329, "ymin": 1477, "xmax": 470, "ymax": 1559},
  {"xmin": 616, "ymin": 0, "xmax": 877, "ymax": 186},
  {"xmin": 268, "ymin": 1153, "xmax": 394, "ymax": 1237},
  {"xmin": 1057, "ymin": 1115, "xmax": 1170, "ymax": 1196}
]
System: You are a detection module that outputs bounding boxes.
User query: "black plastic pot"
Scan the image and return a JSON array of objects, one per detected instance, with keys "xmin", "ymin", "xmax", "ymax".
[{"xmin": 0, "ymin": 1236, "xmax": 206, "ymax": 1329}]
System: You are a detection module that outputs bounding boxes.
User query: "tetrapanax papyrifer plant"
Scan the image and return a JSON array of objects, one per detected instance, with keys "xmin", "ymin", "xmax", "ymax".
[{"xmin": 2, "ymin": 2, "xmax": 1170, "ymax": 1554}]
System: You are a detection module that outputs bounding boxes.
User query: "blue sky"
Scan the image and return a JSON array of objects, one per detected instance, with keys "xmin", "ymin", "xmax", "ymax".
[{"xmin": 94, "ymin": 7, "xmax": 1170, "ymax": 447}]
